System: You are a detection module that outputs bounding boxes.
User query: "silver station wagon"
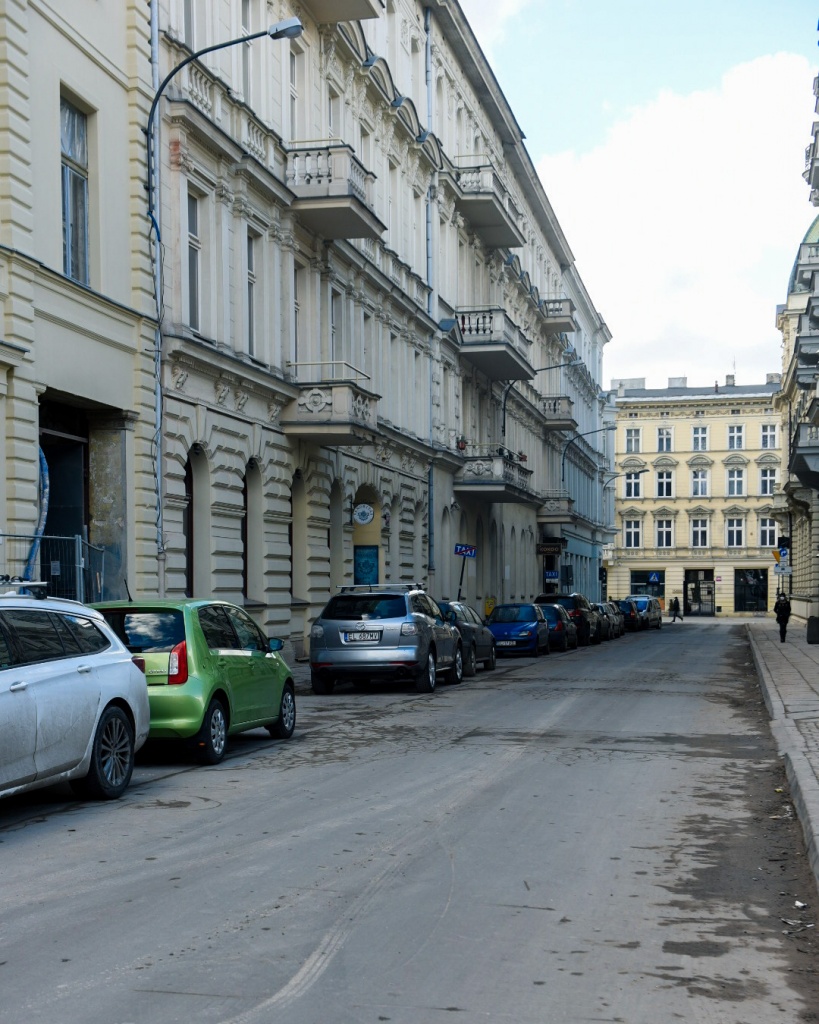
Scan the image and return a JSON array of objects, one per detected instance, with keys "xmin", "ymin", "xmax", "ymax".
[{"xmin": 309, "ymin": 584, "xmax": 463, "ymax": 694}]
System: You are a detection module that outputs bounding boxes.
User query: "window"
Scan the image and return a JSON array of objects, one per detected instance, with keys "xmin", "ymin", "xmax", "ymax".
[
  {"xmin": 728, "ymin": 425, "xmax": 744, "ymax": 450},
  {"xmin": 691, "ymin": 518, "xmax": 708, "ymax": 547},
  {"xmin": 657, "ymin": 427, "xmax": 672, "ymax": 452},
  {"xmin": 656, "ymin": 520, "xmax": 672, "ymax": 548},
  {"xmin": 624, "ymin": 520, "xmax": 641, "ymax": 548},
  {"xmin": 656, "ymin": 471, "xmax": 672, "ymax": 498},
  {"xmin": 328, "ymin": 88, "xmax": 340, "ymax": 139},
  {"xmin": 187, "ymin": 190, "xmax": 200, "ymax": 331},
  {"xmin": 289, "ymin": 47, "xmax": 303, "ymax": 137},
  {"xmin": 691, "ymin": 469, "xmax": 708, "ymax": 497},
  {"xmin": 625, "ymin": 428, "xmax": 641, "ymax": 454},
  {"xmin": 183, "ymin": 0, "xmax": 195, "ymax": 47},
  {"xmin": 727, "ymin": 517, "xmax": 744, "ymax": 547},
  {"xmin": 692, "ymin": 425, "xmax": 708, "ymax": 451},
  {"xmin": 625, "ymin": 472, "xmax": 643, "ymax": 498},
  {"xmin": 760, "ymin": 517, "xmax": 776, "ymax": 547},
  {"xmin": 330, "ymin": 289, "xmax": 341, "ymax": 366},
  {"xmin": 761, "ymin": 424, "xmax": 777, "ymax": 449},
  {"xmin": 241, "ymin": 0, "xmax": 251, "ymax": 101},
  {"xmin": 198, "ymin": 605, "xmax": 239, "ymax": 650},
  {"xmin": 1, "ymin": 610, "xmax": 65, "ymax": 663},
  {"xmin": 760, "ymin": 467, "xmax": 777, "ymax": 496},
  {"xmin": 727, "ymin": 468, "xmax": 744, "ymax": 496},
  {"xmin": 735, "ymin": 568, "xmax": 768, "ymax": 612},
  {"xmin": 293, "ymin": 263, "xmax": 303, "ymax": 364},
  {"xmin": 246, "ymin": 232, "xmax": 256, "ymax": 356},
  {"xmin": 61, "ymin": 98, "xmax": 89, "ymax": 285},
  {"xmin": 182, "ymin": 457, "xmax": 194, "ymax": 597}
]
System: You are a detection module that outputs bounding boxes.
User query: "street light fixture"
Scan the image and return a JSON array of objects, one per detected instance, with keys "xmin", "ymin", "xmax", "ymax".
[
  {"xmin": 501, "ymin": 356, "xmax": 582, "ymax": 441},
  {"xmin": 561, "ymin": 424, "xmax": 616, "ymax": 484}
]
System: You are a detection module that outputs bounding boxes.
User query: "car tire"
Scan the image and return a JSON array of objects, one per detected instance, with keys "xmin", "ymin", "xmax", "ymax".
[
  {"xmin": 447, "ymin": 644, "xmax": 464, "ymax": 684},
  {"xmin": 311, "ymin": 672, "xmax": 335, "ymax": 695},
  {"xmin": 463, "ymin": 643, "xmax": 477, "ymax": 677},
  {"xmin": 70, "ymin": 705, "xmax": 134, "ymax": 801},
  {"xmin": 196, "ymin": 698, "xmax": 228, "ymax": 765},
  {"xmin": 656, "ymin": 618, "xmax": 662, "ymax": 630},
  {"xmin": 484, "ymin": 644, "xmax": 497, "ymax": 671},
  {"xmin": 415, "ymin": 650, "xmax": 436, "ymax": 693},
  {"xmin": 267, "ymin": 683, "xmax": 296, "ymax": 740}
]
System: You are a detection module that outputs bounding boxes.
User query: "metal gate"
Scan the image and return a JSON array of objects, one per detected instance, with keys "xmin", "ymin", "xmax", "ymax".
[
  {"xmin": 0, "ymin": 534, "xmax": 105, "ymax": 602},
  {"xmin": 685, "ymin": 572, "xmax": 715, "ymax": 617}
]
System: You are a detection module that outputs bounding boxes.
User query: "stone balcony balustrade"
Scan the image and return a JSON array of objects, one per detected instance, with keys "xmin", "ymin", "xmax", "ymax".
[
  {"xmin": 281, "ymin": 361, "xmax": 380, "ymax": 446},
  {"xmin": 456, "ymin": 307, "xmax": 534, "ymax": 381}
]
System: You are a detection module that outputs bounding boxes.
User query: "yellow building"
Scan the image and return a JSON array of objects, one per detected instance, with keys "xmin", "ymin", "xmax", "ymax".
[{"xmin": 607, "ymin": 376, "xmax": 783, "ymax": 616}]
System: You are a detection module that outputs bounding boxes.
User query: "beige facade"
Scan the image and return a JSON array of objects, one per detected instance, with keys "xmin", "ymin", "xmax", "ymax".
[
  {"xmin": 608, "ymin": 377, "xmax": 783, "ymax": 616},
  {"xmin": 0, "ymin": 1, "xmax": 611, "ymax": 650}
]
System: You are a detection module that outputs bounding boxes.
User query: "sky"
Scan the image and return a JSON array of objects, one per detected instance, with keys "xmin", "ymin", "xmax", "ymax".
[{"xmin": 458, "ymin": 0, "xmax": 819, "ymax": 391}]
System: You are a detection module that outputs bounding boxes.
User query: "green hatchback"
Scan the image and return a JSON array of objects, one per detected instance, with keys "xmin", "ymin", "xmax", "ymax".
[{"xmin": 93, "ymin": 600, "xmax": 296, "ymax": 764}]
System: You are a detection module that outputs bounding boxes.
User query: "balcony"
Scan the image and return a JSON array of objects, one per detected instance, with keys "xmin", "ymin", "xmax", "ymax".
[
  {"xmin": 537, "ymin": 490, "xmax": 574, "ymax": 525},
  {"xmin": 453, "ymin": 159, "xmax": 525, "ymax": 249},
  {"xmin": 540, "ymin": 298, "xmax": 578, "ymax": 334},
  {"xmin": 540, "ymin": 395, "xmax": 577, "ymax": 432},
  {"xmin": 456, "ymin": 308, "xmax": 534, "ymax": 381},
  {"xmin": 453, "ymin": 447, "xmax": 539, "ymax": 505},
  {"xmin": 790, "ymin": 422, "xmax": 819, "ymax": 490},
  {"xmin": 300, "ymin": 0, "xmax": 383, "ymax": 21},
  {"xmin": 281, "ymin": 362, "xmax": 380, "ymax": 446},
  {"xmin": 286, "ymin": 142, "xmax": 385, "ymax": 240}
]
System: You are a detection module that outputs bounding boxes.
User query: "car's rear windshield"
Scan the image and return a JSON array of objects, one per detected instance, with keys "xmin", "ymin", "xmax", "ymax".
[
  {"xmin": 539, "ymin": 605, "xmax": 559, "ymax": 621},
  {"xmin": 321, "ymin": 595, "xmax": 406, "ymax": 621},
  {"xmin": 98, "ymin": 609, "xmax": 186, "ymax": 653},
  {"xmin": 631, "ymin": 598, "xmax": 649, "ymax": 609},
  {"xmin": 489, "ymin": 605, "xmax": 536, "ymax": 623}
]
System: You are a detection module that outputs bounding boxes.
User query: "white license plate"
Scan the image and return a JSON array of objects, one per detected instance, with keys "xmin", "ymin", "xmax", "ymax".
[
  {"xmin": 497, "ymin": 640, "xmax": 516, "ymax": 646},
  {"xmin": 344, "ymin": 631, "xmax": 380, "ymax": 642}
]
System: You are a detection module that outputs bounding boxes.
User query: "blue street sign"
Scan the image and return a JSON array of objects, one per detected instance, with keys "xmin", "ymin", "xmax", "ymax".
[
  {"xmin": 454, "ymin": 543, "xmax": 477, "ymax": 558},
  {"xmin": 648, "ymin": 571, "xmax": 660, "ymax": 583},
  {"xmin": 543, "ymin": 570, "xmax": 560, "ymax": 579},
  {"xmin": 779, "ymin": 547, "xmax": 790, "ymax": 559}
]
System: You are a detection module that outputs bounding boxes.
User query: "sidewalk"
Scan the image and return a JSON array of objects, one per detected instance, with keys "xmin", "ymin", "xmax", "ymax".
[{"xmin": 747, "ymin": 618, "xmax": 819, "ymax": 893}]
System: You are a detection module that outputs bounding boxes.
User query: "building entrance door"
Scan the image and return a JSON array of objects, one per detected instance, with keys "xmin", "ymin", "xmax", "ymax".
[{"xmin": 684, "ymin": 569, "xmax": 715, "ymax": 617}]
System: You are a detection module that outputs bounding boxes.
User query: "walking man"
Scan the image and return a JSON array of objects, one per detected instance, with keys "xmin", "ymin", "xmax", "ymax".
[
  {"xmin": 774, "ymin": 593, "xmax": 792, "ymax": 643},
  {"xmin": 670, "ymin": 595, "xmax": 682, "ymax": 622}
]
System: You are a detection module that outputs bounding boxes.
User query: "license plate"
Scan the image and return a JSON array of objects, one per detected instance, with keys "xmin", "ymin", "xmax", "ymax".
[
  {"xmin": 497, "ymin": 640, "xmax": 516, "ymax": 646},
  {"xmin": 344, "ymin": 631, "xmax": 380, "ymax": 642}
]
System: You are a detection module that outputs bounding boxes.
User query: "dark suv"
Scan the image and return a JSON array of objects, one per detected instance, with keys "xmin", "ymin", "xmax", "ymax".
[{"xmin": 535, "ymin": 592, "xmax": 600, "ymax": 646}]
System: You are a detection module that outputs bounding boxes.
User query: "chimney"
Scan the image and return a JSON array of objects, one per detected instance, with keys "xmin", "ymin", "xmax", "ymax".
[
  {"xmin": 714, "ymin": 380, "xmax": 719, "ymax": 393},
  {"xmin": 725, "ymin": 374, "xmax": 735, "ymax": 387},
  {"xmin": 667, "ymin": 377, "xmax": 687, "ymax": 388},
  {"xmin": 766, "ymin": 373, "xmax": 782, "ymax": 385}
]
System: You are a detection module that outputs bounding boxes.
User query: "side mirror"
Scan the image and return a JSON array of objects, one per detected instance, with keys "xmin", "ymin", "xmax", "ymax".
[{"xmin": 268, "ymin": 637, "xmax": 284, "ymax": 652}]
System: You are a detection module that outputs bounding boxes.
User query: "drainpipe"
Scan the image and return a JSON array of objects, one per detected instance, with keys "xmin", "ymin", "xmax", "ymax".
[
  {"xmin": 425, "ymin": 6, "xmax": 435, "ymax": 581},
  {"xmin": 150, "ymin": 0, "xmax": 166, "ymax": 596}
]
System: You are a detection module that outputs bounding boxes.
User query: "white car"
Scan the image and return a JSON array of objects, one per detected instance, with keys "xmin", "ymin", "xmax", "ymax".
[{"xmin": 0, "ymin": 590, "xmax": 150, "ymax": 801}]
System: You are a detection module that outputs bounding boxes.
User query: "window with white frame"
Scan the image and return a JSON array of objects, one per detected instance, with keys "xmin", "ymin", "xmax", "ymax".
[
  {"xmin": 657, "ymin": 427, "xmax": 672, "ymax": 452},
  {"xmin": 692, "ymin": 425, "xmax": 708, "ymax": 451},
  {"xmin": 727, "ymin": 517, "xmax": 744, "ymax": 547},
  {"xmin": 625, "ymin": 428, "xmax": 641, "ymax": 454},
  {"xmin": 656, "ymin": 471, "xmax": 672, "ymax": 497},
  {"xmin": 328, "ymin": 87, "xmax": 341, "ymax": 139},
  {"xmin": 760, "ymin": 467, "xmax": 777, "ymax": 496},
  {"xmin": 289, "ymin": 46, "xmax": 304, "ymax": 137},
  {"xmin": 761, "ymin": 423, "xmax": 777, "ymax": 449},
  {"xmin": 760, "ymin": 517, "xmax": 776, "ymax": 547},
  {"xmin": 624, "ymin": 519, "xmax": 641, "ymax": 548},
  {"xmin": 241, "ymin": 0, "xmax": 251, "ymax": 101},
  {"xmin": 691, "ymin": 469, "xmax": 708, "ymax": 497},
  {"xmin": 330, "ymin": 290, "xmax": 341, "ymax": 367},
  {"xmin": 293, "ymin": 263, "xmax": 302, "ymax": 365},
  {"xmin": 61, "ymin": 97, "xmax": 89, "ymax": 285},
  {"xmin": 246, "ymin": 232, "xmax": 257, "ymax": 356},
  {"xmin": 727, "ymin": 468, "xmax": 744, "ymax": 496},
  {"xmin": 691, "ymin": 518, "xmax": 708, "ymax": 547},
  {"xmin": 656, "ymin": 519, "xmax": 672, "ymax": 547},
  {"xmin": 728, "ymin": 424, "xmax": 744, "ymax": 450},
  {"xmin": 625, "ymin": 472, "xmax": 643, "ymax": 498},
  {"xmin": 183, "ymin": 0, "xmax": 195, "ymax": 47},
  {"xmin": 187, "ymin": 189, "xmax": 200, "ymax": 331}
]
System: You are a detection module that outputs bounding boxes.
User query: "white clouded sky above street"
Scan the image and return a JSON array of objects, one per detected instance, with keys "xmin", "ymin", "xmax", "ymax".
[{"xmin": 458, "ymin": 0, "xmax": 819, "ymax": 390}]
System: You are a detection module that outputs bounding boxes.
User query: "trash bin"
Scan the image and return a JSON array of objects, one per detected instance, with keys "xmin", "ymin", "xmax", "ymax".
[{"xmin": 808, "ymin": 616, "xmax": 819, "ymax": 644}]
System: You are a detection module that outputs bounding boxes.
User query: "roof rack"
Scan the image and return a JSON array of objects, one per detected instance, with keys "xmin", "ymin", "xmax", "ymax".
[
  {"xmin": 0, "ymin": 578, "xmax": 49, "ymax": 600},
  {"xmin": 337, "ymin": 582, "xmax": 425, "ymax": 593}
]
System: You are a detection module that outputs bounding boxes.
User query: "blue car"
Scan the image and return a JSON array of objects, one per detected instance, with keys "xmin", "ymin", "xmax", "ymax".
[{"xmin": 486, "ymin": 603, "xmax": 551, "ymax": 656}]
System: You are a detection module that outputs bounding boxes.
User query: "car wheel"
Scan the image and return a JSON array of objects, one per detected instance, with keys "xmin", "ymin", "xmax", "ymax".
[
  {"xmin": 448, "ymin": 644, "xmax": 464, "ymax": 684},
  {"xmin": 267, "ymin": 683, "xmax": 296, "ymax": 740},
  {"xmin": 70, "ymin": 705, "xmax": 134, "ymax": 800},
  {"xmin": 484, "ymin": 644, "xmax": 497, "ymax": 671},
  {"xmin": 415, "ymin": 650, "xmax": 436, "ymax": 693},
  {"xmin": 463, "ymin": 643, "xmax": 477, "ymax": 678},
  {"xmin": 196, "ymin": 698, "xmax": 228, "ymax": 765},
  {"xmin": 656, "ymin": 618, "xmax": 662, "ymax": 630},
  {"xmin": 311, "ymin": 671, "xmax": 335, "ymax": 695},
  {"xmin": 580, "ymin": 624, "xmax": 590, "ymax": 647}
]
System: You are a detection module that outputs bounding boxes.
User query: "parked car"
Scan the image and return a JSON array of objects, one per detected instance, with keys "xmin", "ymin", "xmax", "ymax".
[
  {"xmin": 539, "ymin": 601, "xmax": 578, "ymax": 652},
  {"xmin": 626, "ymin": 595, "xmax": 663, "ymax": 630},
  {"xmin": 606, "ymin": 601, "xmax": 625, "ymax": 637},
  {"xmin": 309, "ymin": 585, "xmax": 462, "ymax": 694},
  {"xmin": 94, "ymin": 599, "xmax": 296, "ymax": 764},
  {"xmin": 618, "ymin": 598, "xmax": 641, "ymax": 632},
  {"xmin": 593, "ymin": 602, "xmax": 614, "ymax": 641},
  {"xmin": 486, "ymin": 603, "xmax": 551, "ymax": 656},
  {"xmin": 535, "ymin": 593, "xmax": 599, "ymax": 646},
  {"xmin": 438, "ymin": 600, "xmax": 496, "ymax": 675},
  {"xmin": 0, "ymin": 590, "xmax": 150, "ymax": 801}
]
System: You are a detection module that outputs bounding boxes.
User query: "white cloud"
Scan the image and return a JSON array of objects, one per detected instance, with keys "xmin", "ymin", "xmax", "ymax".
[
  {"xmin": 535, "ymin": 53, "xmax": 818, "ymax": 389},
  {"xmin": 457, "ymin": 0, "xmax": 535, "ymax": 53}
]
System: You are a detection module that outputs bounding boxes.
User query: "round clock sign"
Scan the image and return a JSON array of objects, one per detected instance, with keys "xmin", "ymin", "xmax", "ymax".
[{"xmin": 352, "ymin": 503, "xmax": 375, "ymax": 526}]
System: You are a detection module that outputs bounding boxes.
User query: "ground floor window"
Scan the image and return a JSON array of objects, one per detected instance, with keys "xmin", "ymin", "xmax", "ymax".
[
  {"xmin": 734, "ymin": 568, "xmax": 768, "ymax": 612},
  {"xmin": 629, "ymin": 569, "xmax": 665, "ymax": 600}
]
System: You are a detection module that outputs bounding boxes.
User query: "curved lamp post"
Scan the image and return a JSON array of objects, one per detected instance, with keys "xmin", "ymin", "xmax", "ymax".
[
  {"xmin": 501, "ymin": 355, "xmax": 582, "ymax": 441},
  {"xmin": 561, "ymin": 424, "xmax": 616, "ymax": 484}
]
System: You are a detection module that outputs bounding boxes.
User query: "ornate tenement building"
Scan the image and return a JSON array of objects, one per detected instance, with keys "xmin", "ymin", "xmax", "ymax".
[
  {"xmin": 608, "ymin": 376, "xmax": 782, "ymax": 617},
  {"xmin": 0, "ymin": 0, "xmax": 610, "ymax": 652}
]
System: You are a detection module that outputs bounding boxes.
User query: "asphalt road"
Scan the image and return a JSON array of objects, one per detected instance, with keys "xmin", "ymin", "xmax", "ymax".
[{"xmin": 2, "ymin": 621, "xmax": 819, "ymax": 1023}]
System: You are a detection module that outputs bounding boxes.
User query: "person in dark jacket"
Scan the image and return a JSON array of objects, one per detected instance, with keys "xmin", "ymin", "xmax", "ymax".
[
  {"xmin": 670, "ymin": 596, "xmax": 681, "ymax": 622},
  {"xmin": 774, "ymin": 593, "xmax": 792, "ymax": 643}
]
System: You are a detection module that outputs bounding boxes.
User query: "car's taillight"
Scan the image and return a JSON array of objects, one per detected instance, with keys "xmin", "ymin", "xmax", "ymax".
[
  {"xmin": 168, "ymin": 641, "xmax": 188, "ymax": 684},
  {"xmin": 131, "ymin": 655, "xmax": 146, "ymax": 674}
]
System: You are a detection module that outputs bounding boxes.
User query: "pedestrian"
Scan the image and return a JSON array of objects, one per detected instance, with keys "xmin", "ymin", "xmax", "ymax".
[
  {"xmin": 670, "ymin": 595, "xmax": 681, "ymax": 622},
  {"xmin": 774, "ymin": 593, "xmax": 792, "ymax": 643}
]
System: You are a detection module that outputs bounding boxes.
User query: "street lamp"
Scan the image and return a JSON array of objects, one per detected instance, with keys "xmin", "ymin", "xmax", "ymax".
[
  {"xmin": 501, "ymin": 356, "xmax": 582, "ymax": 441},
  {"xmin": 561, "ymin": 424, "xmax": 616, "ymax": 483}
]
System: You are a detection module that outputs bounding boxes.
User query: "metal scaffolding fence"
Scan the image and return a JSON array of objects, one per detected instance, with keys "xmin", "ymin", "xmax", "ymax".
[{"xmin": 0, "ymin": 534, "xmax": 105, "ymax": 603}]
